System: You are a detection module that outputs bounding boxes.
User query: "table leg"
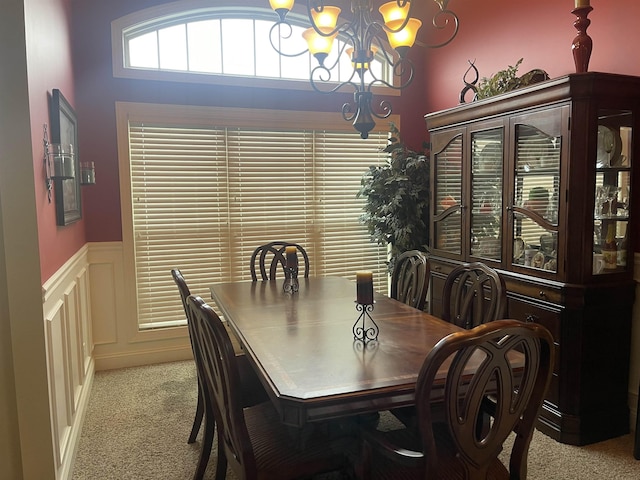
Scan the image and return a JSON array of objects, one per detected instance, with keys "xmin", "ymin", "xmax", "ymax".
[{"xmin": 635, "ymin": 382, "xmax": 640, "ymax": 459}]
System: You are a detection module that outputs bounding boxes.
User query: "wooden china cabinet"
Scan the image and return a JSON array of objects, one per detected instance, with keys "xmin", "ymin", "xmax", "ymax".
[{"xmin": 426, "ymin": 73, "xmax": 638, "ymax": 445}]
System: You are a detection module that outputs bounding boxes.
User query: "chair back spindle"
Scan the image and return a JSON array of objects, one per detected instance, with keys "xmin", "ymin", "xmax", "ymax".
[
  {"xmin": 442, "ymin": 262, "xmax": 507, "ymax": 329},
  {"xmin": 250, "ymin": 241, "xmax": 310, "ymax": 281},
  {"xmin": 390, "ymin": 250, "xmax": 429, "ymax": 310}
]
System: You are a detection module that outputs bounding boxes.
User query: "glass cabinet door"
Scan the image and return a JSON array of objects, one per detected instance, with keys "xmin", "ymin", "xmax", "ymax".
[
  {"xmin": 433, "ymin": 134, "xmax": 463, "ymax": 256},
  {"xmin": 470, "ymin": 128, "xmax": 503, "ymax": 261},
  {"xmin": 593, "ymin": 109, "xmax": 632, "ymax": 275},
  {"xmin": 511, "ymin": 120, "xmax": 562, "ymax": 273}
]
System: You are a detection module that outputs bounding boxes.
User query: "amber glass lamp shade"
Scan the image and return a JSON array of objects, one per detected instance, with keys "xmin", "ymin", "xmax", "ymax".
[
  {"xmin": 385, "ymin": 18, "xmax": 422, "ymax": 52},
  {"xmin": 379, "ymin": 1, "xmax": 410, "ymax": 24},
  {"xmin": 303, "ymin": 27, "xmax": 337, "ymax": 65},
  {"xmin": 310, "ymin": 5, "xmax": 341, "ymax": 30},
  {"xmin": 269, "ymin": 0, "xmax": 295, "ymax": 12}
]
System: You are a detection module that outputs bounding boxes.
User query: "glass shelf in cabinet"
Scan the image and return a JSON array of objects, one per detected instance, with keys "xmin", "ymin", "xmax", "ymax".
[{"xmin": 594, "ymin": 214, "xmax": 629, "ymax": 221}]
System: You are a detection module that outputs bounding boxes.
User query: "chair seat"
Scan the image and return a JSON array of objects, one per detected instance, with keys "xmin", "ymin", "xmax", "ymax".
[
  {"xmin": 244, "ymin": 401, "xmax": 354, "ymax": 480},
  {"xmin": 365, "ymin": 425, "xmax": 509, "ymax": 480}
]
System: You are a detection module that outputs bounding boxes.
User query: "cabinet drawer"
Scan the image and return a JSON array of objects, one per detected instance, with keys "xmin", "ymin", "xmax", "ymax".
[
  {"xmin": 507, "ymin": 297, "xmax": 561, "ymax": 375},
  {"xmin": 507, "ymin": 296, "xmax": 561, "ymax": 341},
  {"xmin": 505, "ymin": 279, "xmax": 562, "ymax": 305}
]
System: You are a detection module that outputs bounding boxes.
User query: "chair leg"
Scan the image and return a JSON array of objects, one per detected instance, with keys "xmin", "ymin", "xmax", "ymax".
[
  {"xmin": 193, "ymin": 406, "xmax": 214, "ymax": 480},
  {"xmin": 188, "ymin": 381, "xmax": 205, "ymax": 444},
  {"xmin": 215, "ymin": 434, "xmax": 228, "ymax": 480},
  {"xmin": 634, "ymin": 379, "xmax": 640, "ymax": 459}
]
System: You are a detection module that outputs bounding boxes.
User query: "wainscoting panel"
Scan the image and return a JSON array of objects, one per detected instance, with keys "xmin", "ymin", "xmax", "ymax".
[
  {"xmin": 44, "ymin": 298, "xmax": 71, "ymax": 467},
  {"xmin": 88, "ymin": 262, "xmax": 119, "ymax": 346},
  {"xmin": 88, "ymin": 241, "xmax": 192, "ymax": 371},
  {"xmin": 42, "ymin": 245, "xmax": 95, "ymax": 480}
]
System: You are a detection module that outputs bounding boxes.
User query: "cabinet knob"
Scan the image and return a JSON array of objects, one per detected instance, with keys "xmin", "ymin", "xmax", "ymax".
[
  {"xmin": 538, "ymin": 291, "xmax": 546, "ymax": 299},
  {"xmin": 434, "ymin": 265, "xmax": 442, "ymax": 272},
  {"xmin": 525, "ymin": 314, "xmax": 538, "ymax": 323}
]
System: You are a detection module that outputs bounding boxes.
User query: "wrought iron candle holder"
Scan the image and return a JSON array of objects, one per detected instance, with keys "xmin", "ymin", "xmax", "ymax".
[
  {"xmin": 283, "ymin": 266, "xmax": 299, "ymax": 293},
  {"xmin": 283, "ymin": 246, "xmax": 299, "ymax": 293},
  {"xmin": 353, "ymin": 271, "xmax": 378, "ymax": 343},
  {"xmin": 353, "ymin": 301, "xmax": 379, "ymax": 344},
  {"xmin": 571, "ymin": 6, "xmax": 593, "ymax": 73}
]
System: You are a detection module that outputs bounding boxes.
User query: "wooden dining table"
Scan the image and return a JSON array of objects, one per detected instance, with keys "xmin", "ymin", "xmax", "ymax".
[{"xmin": 210, "ymin": 276, "xmax": 470, "ymax": 428}]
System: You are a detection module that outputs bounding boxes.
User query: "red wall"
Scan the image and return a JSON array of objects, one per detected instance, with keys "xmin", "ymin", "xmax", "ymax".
[
  {"xmin": 60, "ymin": 0, "xmax": 640, "ymax": 271},
  {"xmin": 30, "ymin": 0, "xmax": 86, "ymax": 282},
  {"xmin": 423, "ymin": 0, "xmax": 640, "ymax": 113}
]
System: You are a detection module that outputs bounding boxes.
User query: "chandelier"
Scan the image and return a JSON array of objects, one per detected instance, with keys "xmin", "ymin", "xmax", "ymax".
[{"xmin": 267, "ymin": 1, "xmax": 459, "ymax": 139}]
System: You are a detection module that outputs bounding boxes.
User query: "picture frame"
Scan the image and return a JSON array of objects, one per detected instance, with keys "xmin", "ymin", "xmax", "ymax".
[{"xmin": 50, "ymin": 89, "xmax": 82, "ymax": 226}]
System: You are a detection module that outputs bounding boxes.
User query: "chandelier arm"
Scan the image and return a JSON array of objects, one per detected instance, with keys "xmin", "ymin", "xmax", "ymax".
[
  {"xmin": 269, "ymin": 22, "xmax": 309, "ymax": 57},
  {"xmin": 414, "ymin": 8, "xmax": 460, "ymax": 49},
  {"xmin": 364, "ymin": 57, "xmax": 415, "ymax": 91},
  {"xmin": 390, "ymin": 57, "xmax": 416, "ymax": 89},
  {"xmin": 342, "ymin": 102, "xmax": 357, "ymax": 123},
  {"xmin": 342, "ymin": 94, "xmax": 391, "ymax": 140},
  {"xmin": 370, "ymin": 34, "xmax": 397, "ymax": 66},
  {"xmin": 342, "ymin": 94, "xmax": 393, "ymax": 122},
  {"xmin": 371, "ymin": 99, "xmax": 393, "ymax": 120},
  {"xmin": 310, "ymin": 70, "xmax": 357, "ymax": 95}
]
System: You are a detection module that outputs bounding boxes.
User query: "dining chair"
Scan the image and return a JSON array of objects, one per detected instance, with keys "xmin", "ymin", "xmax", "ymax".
[
  {"xmin": 185, "ymin": 294, "xmax": 355, "ymax": 480},
  {"xmin": 392, "ymin": 262, "xmax": 507, "ymax": 430},
  {"xmin": 171, "ymin": 269, "xmax": 265, "ymax": 448},
  {"xmin": 357, "ymin": 319, "xmax": 555, "ymax": 480},
  {"xmin": 442, "ymin": 261, "xmax": 507, "ymax": 329},
  {"xmin": 390, "ymin": 250, "xmax": 429, "ymax": 310},
  {"xmin": 249, "ymin": 241, "xmax": 310, "ymax": 281},
  {"xmin": 171, "ymin": 269, "xmax": 206, "ymax": 445}
]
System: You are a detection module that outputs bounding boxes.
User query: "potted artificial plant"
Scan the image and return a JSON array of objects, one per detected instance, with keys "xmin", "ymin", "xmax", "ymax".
[{"xmin": 357, "ymin": 123, "xmax": 430, "ymax": 273}]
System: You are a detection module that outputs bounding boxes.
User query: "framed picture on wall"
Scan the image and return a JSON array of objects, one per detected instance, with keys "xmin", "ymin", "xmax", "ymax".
[{"xmin": 50, "ymin": 89, "xmax": 82, "ymax": 226}]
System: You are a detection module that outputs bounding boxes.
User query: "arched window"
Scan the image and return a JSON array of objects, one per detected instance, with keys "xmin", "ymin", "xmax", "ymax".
[{"xmin": 112, "ymin": 2, "xmax": 388, "ymax": 89}]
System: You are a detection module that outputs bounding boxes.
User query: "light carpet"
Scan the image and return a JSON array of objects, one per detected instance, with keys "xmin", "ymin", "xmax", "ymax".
[{"xmin": 71, "ymin": 361, "xmax": 640, "ymax": 479}]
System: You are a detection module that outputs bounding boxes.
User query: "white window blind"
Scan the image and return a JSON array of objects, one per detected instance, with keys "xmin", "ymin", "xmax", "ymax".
[{"xmin": 127, "ymin": 118, "xmax": 389, "ymax": 329}]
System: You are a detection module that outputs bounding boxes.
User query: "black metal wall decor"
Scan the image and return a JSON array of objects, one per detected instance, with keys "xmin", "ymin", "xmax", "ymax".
[{"xmin": 50, "ymin": 89, "xmax": 82, "ymax": 226}]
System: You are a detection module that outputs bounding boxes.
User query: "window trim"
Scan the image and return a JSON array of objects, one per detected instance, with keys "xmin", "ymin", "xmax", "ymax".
[{"xmin": 111, "ymin": 0, "xmax": 399, "ymax": 96}]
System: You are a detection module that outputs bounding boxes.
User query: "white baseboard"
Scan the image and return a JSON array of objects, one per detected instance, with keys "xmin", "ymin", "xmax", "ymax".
[
  {"xmin": 94, "ymin": 345, "xmax": 193, "ymax": 371},
  {"xmin": 61, "ymin": 358, "xmax": 94, "ymax": 480}
]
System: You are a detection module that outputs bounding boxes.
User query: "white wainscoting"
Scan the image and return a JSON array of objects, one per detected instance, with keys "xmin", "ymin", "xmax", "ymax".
[
  {"xmin": 42, "ymin": 242, "xmax": 193, "ymax": 480},
  {"xmin": 87, "ymin": 241, "xmax": 192, "ymax": 371},
  {"xmin": 42, "ymin": 245, "xmax": 95, "ymax": 480}
]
